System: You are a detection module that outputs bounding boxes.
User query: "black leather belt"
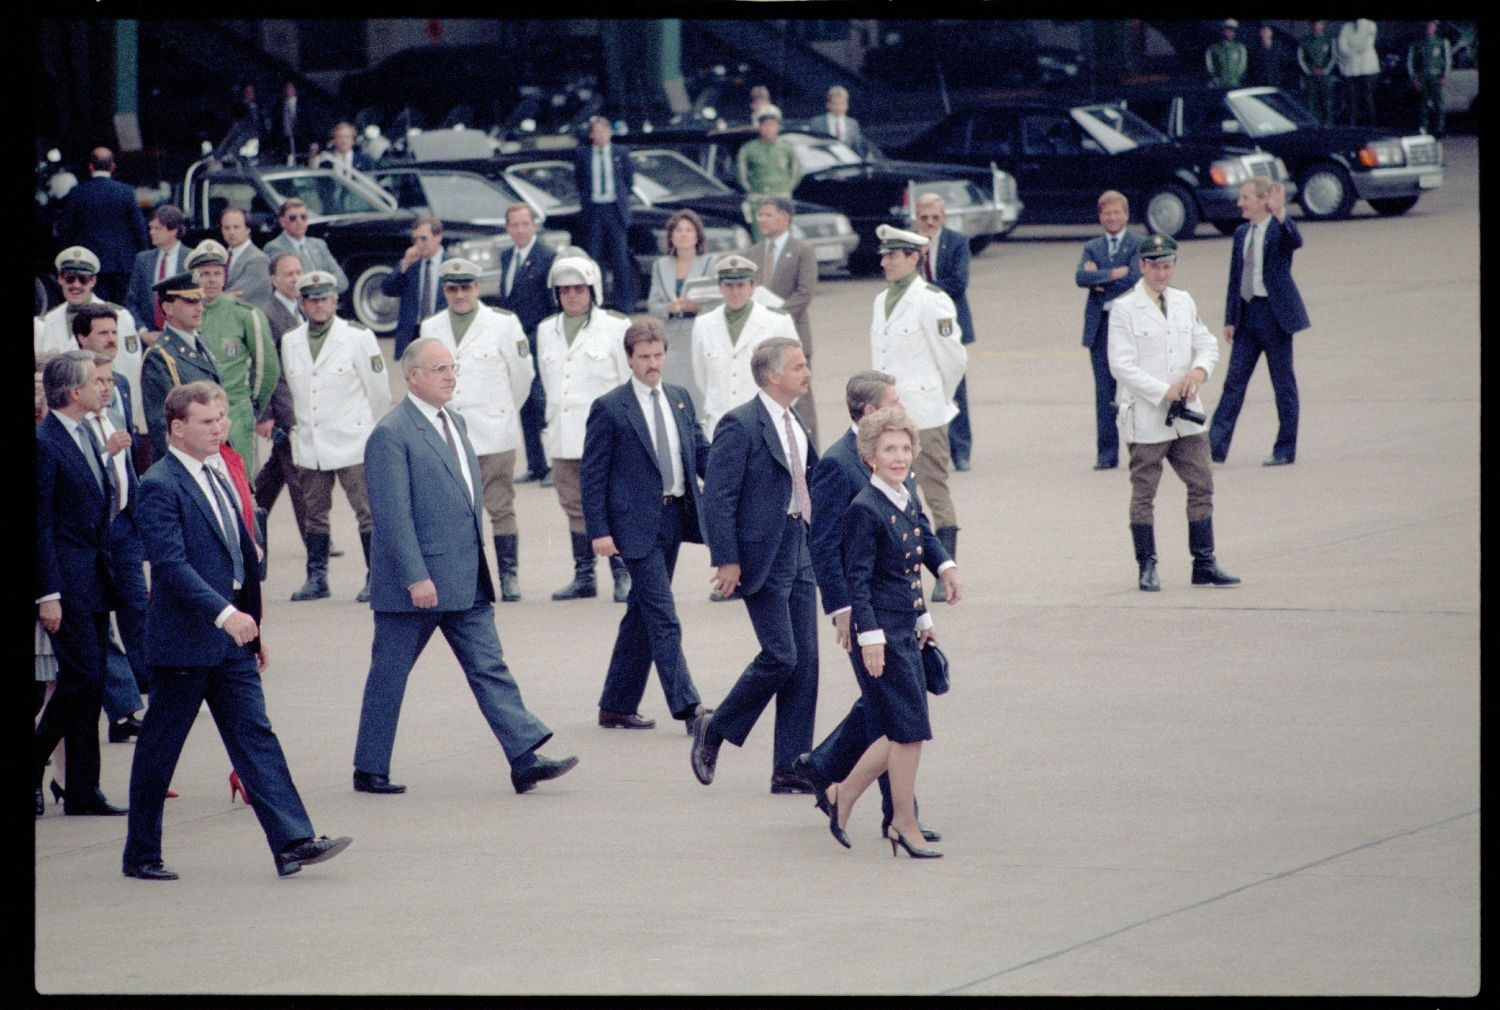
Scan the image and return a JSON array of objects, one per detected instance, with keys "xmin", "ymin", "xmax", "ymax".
[{"xmin": 663, "ymin": 495, "xmax": 684, "ymax": 505}]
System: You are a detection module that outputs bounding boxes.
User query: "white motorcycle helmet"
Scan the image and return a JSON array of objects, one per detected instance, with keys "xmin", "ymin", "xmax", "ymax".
[{"xmin": 547, "ymin": 247, "xmax": 604, "ymax": 307}]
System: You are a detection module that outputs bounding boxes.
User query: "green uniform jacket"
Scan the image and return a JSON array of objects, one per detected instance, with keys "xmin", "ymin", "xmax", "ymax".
[
  {"xmin": 736, "ymin": 138, "xmax": 803, "ymax": 197},
  {"xmin": 198, "ymin": 295, "xmax": 281, "ymax": 463},
  {"xmin": 1298, "ymin": 34, "xmax": 1336, "ymax": 75},
  {"xmin": 1408, "ymin": 36, "xmax": 1452, "ymax": 79},
  {"xmin": 1206, "ymin": 40, "xmax": 1248, "ymax": 87}
]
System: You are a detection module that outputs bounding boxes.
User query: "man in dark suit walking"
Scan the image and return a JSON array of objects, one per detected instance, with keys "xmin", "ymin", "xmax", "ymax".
[
  {"xmin": 914, "ymin": 194, "xmax": 978, "ymax": 473},
  {"xmin": 794, "ymin": 371, "xmax": 960, "ymax": 839},
  {"xmin": 747, "ymin": 195, "xmax": 821, "ymax": 449},
  {"xmin": 352, "ymin": 337, "xmax": 577, "ymax": 796},
  {"xmin": 380, "ymin": 216, "xmax": 448, "ymax": 360},
  {"xmin": 1209, "ymin": 179, "xmax": 1309, "ymax": 466},
  {"xmin": 573, "ymin": 117, "xmax": 638, "ymax": 310},
  {"xmin": 57, "ymin": 148, "xmax": 148, "ymax": 305},
  {"xmin": 498, "ymin": 203, "xmax": 557, "ymax": 483},
  {"xmin": 581, "ymin": 318, "xmax": 709, "ymax": 731},
  {"xmin": 35, "ymin": 351, "xmax": 126, "ymax": 817},
  {"xmin": 123, "ymin": 381, "xmax": 351, "ymax": 879},
  {"xmin": 1075, "ymin": 190, "xmax": 1143, "ymax": 471},
  {"xmin": 690, "ymin": 337, "xmax": 820, "ymax": 793},
  {"xmin": 125, "ymin": 204, "xmax": 188, "ymax": 338}
]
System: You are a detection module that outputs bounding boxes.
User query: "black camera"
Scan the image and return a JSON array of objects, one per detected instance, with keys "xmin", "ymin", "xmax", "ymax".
[{"xmin": 1165, "ymin": 399, "xmax": 1206, "ymax": 426}]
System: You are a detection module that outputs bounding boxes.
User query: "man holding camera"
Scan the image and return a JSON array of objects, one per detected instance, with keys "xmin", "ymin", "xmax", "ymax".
[{"xmin": 1107, "ymin": 234, "xmax": 1239, "ymax": 592}]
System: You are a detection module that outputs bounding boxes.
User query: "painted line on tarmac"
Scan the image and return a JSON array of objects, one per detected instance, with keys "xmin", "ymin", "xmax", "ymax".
[{"xmin": 940, "ymin": 807, "xmax": 1478, "ymax": 994}]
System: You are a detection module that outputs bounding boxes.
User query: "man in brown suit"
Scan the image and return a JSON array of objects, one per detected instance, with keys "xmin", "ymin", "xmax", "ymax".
[{"xmin": 746, "ymin": 195, "xmax": 820, "ymax": 450}]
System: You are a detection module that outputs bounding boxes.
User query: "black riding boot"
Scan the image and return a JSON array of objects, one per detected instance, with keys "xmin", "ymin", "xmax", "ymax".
[
  {"xmin": 551, "ymin": 531, "xmax": 598, "ymax": 600},
  {"xmin": 355, "ymin": 531, "xmax": 373, "ymax": 602},
  {"xmin": 290, "ymin": 532, "xmax": 331, "ymax": 601},
  {"xmin": 1131, "ymin": 524, "xmax": 1160, "ymax": 591},
  {"xmin": 1189, "ymin": 517, "xmax": 1241, "ymax": 586},
  {"xmin": 494, "ymin": 534, "xmax": 521, "ymax": 602}
]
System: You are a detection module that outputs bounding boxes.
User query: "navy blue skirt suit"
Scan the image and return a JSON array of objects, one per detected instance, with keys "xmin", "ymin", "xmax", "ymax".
[{"xmin": 843, "ymin": 481, "xmax": 932, "ymax": 744}]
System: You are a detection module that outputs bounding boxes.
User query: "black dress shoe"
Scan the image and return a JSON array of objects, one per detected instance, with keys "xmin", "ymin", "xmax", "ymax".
[
  {"xmin": 516, "ymin": 469, "xmax": 550, "ymax": 484},
  {"xmin": 352, "ymin": 770, "xmax": 407, "ymax": 794},
  {"xmin": 123, "ymin": 861, "xmax": 179, "ymax": 881},
  {"xmin": 690, "ymin": 713, "xmax": 720, "ymax": 785},
  {"xmin": 882, "ymin": 814, "xmax": 942, "ymax": 843},
  {"xmin": 1211, "ymin": 452, "xmax": 1227, "ymax": 464},
  {"xmin": 952, "ymin": 456, "xmax": 971, "ymax": 472},
  {"xmin": 599, "ymin": 709, "xmax": 655, "ymax": 729},
  {"xmin": 511, "ymin": 754, "xmax": 579, "ymax": 794},
  {"xmin": 64, "ymin": 789, "xmax": 127, "ymax": 816},
  {"xmin": 1262, "ymin": 455, "xmax": 1294, "ymax": 466},
  {"xmin": 674, "ymin": 703, "xmax": 708, "ymax": 734},
  {"xmin": 790, "ymin": 752, "xmax": 829, "ymax": 796},
  {"xmin": 276, "ymin": 835, "xmax": 353, "ymax": 877},
  {"xmin": 769, "ymin": 772, "xmax": 815, "ymax": 795},
  {"xmin": 108, "ymin": 714, "xmax": 142, "ymax": 742},
  {"xmin": 1092, "ymin": 460, "xmax": 1118, "ymax": 471}
]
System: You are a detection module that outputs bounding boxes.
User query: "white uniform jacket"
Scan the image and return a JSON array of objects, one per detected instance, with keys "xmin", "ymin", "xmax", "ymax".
[
  {"xmin": 420, "ymin": 305, "xmax": 535, "ymax": 456},
  {"xmin": 536, "ymin": 308, "xmax": 631, "ymax": 460},
  {"xmin": 692, "ymin": 302, "xmax": 799, "ymax": 440},
  {"xmin": 37, "ymin": 299, "xmax": 145, "ymax": 432},
  {"xmin": 1107, "ymin": 279, "xmax": 1219, "ymax": 445},
  {"xmin": 281, "ymin": 316, "xmax": 390, "ymax": 470},
  {"xmin": 870, "ymin": 280, "xmax": 966, "ymax": 430}
]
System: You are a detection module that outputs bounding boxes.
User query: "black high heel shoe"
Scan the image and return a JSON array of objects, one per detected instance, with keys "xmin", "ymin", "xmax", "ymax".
[
  {"xmin": 827, "ymin": 785, "xmax": 851, "ymax": 849},
  {"xmin": 887, "ymin": 827, "xmax": 942, "ymax": 859},
  {"xmin": 50, "ymin": 781, "xmax": 66, "ymax": 805},
  {"xmin": 882, "ymin": 814, "xmax": 941, "ymax": 843}
]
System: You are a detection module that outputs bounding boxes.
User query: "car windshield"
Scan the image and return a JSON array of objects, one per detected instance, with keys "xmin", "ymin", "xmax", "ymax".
[
  {"xmin": 631, "ymin": 149, "xmax": 732, "ymax": 200},
  {"xmin": 780, "ymin": 132, "xmax": 864, "ymax": 172},
  {"xmin": 504, "ymin": 162, "xmax": 579, "ymax": 214},
  {"xmin": 419, "ymin": 173, "xmax": 526, "ymax": 222},
  {"xmin": 261, "ymin": 171, "xmax": 388, "ymax": 217},
  {"xmin": 1225, "ymin": 89, "xmax": 1320, "ymax": 136},
  {"xmin": 1071, "ymin": 105, "xmax": 1167, "ymax": 153}
]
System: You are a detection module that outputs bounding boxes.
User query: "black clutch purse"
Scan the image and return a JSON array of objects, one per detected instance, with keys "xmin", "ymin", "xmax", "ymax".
[{"xmin": 922, "ymin": 642, "xmax": 950, "ymax": 695}]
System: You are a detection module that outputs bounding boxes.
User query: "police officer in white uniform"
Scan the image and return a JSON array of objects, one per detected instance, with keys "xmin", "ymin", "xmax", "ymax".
[
  {"xmin": 1107, "ymin": 234, "xmax": 1239, "ymax": 591},
  {"xmin": 535, "ymin": 249, "xmax": 633, "ymax": 602},
  {"xmin": 280, "ymin": 271, "xmax": 390, "ymax": 602},
  {"xmin": 419, "ymin": 258, "xmax": 535, "ymax": 602},
  {"xmin": 691, "ymin": 254, "xmax": 799, "ymax": 441},
  {"xmin": 37, "ymin": 247, "xmax": 145, "ymax": 434},
  {"xmin": 869, "ymin": 224, "xmax": 966, "ymax": 601}
]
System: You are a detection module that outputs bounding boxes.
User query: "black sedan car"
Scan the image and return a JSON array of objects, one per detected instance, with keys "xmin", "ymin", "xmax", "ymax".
[
  {"xmin": 630, "ymin": 126, "xmax": 1020, "ymax": 263},
  {"xmin": 891, "ymin": 101, "xmax": 1295, "ymax": 239},
  {"xmin": 1119, "ymin": 85, "xmax": 1445, "ymax": 221},
  {"xmin": 179, "ymin": 161, "xmax": 512, "ymax": 332}
]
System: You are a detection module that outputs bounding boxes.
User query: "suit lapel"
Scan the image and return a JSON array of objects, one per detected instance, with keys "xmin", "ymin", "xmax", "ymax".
[
  {"xmin": 169, "ymin": 455, "xmax": 233, "ymax": 555},
  {"xmin": 757, "ymin": 398, "xmax": 790, "ymax": 473},
  {"xmin": 623, "ymin": 384, "xmax": 656, "ymax": 460},
  {"xmin": 46, "ymin": 415, "xmax": 106, "ymax": 507}
]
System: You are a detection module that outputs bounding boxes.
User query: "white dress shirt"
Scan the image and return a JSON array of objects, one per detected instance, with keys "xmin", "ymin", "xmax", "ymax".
[
  {"xmin": 87, "ymin": 411, "xmax": 130, "ymax": 514},
  {"xmin": 1243, "ymin": 218, "xmax": 1268, "ymax": 299},
  {"xmin": 632, "ymin": 376, "xmax": 684, "ymax": 496},
  {"xmin": 169, "ymin": 445, "xmax": 243, "ymax": 624},
  {"xmin": 407, "ymin": 393, "xmax": 475, "ymax": 505},
  {"xmin": 591, "ymin": 144, "xmax": 617, "ymax": 203},
  {"xmin": 757, "ymin": 389, "xmax": 808, "ymax": 515}
]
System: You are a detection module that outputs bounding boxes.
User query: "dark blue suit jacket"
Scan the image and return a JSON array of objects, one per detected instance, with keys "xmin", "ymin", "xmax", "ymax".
[
  {"xmin": 57, "ymin": 175, "xmax": 149, "ymax": 274},
  {"xmin": 380, "ymin": 255, "xmax": 448, "ymax": 353},
  {"xmin": 930, "ymin": 226, "xmax": 977, "ymax": 346},
  {"xmin": 809, "ymin": 427, "xmax": 949, "ymax": 615},
  {"xmin": 702, "ymin": 395, "xmax": 817, "ymax": 597},
  {"xmin": 137, "ymin": 452, "xmax": 262, "ymax": 667},
  {"xmin": 844, "ymin": 484, "xmax": 931, "ymax": 636},
  {"xmin": 1225, "ymin": 216, "xmax": 1310, "ymax": 335},
  {"xmin": 573, "ymin": 143, "xmax": 634, "ymax": 226},
  {"xmin": 498, "ymin": 243, "xmax": 557, "ymax": 337},
  {"xmin": 35, "ymin": 413, "xmax": 115, "ymax": 614},
  {"xmin": 1076, "ymin": 231, "xmax": 1143, "ymax": 347},
  {"xmin": 580, "ymin": 380, "xmax": 710, "ymax": 559},
  {"xmin": 125, "ymin": 245, "xmax": 185, "ymax": 330},
  {"xmin": 365, "ymin": 397, "xmax": 493, "ymax": 613}
]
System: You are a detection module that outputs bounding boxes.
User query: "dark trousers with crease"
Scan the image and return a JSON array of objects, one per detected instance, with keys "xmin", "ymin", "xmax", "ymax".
[
  {"xmin": 35, "ymin": 609, "xmax": 109, "ymax": 794},
  {"xmin": 948, "ymin": 376, "xmax": 972, "ymax": 462},
  {"xmin": 253, "ymin": 433, "xmax": 310, "ymax": 538},
  {"xmin": 124, "ymin": 651, "xmax": 314, "ymax": 866},
  {"xmin": 107, "ymin": 510, "xmax": 150, "ymax": 694},
  {"xmin": 520, "ymin": 368, "xmax": 549, "ymax": 478},
  {"xmin": 1209, "ymin": 297, "xmax": 1299, "ymax": 462},
  {"xmin": 1089, "ymin": 317, "xmax": 1119, "ymax": 465},
  {"xmin": 355, "ymin": 602, "xmax": 552, "ymax": 776},
  {"xmin": 707, "ymin": 517, "xmax": 819, "ymax": 775},
  {"xmin": 599, "ymin": 497, "xmax": 701, "ymax": 718}
]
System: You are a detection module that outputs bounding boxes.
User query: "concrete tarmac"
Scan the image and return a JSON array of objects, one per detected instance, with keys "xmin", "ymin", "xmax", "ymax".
[{"xmin": 33, "ymin": 137, "xmax": 1478, "ymax": 998}]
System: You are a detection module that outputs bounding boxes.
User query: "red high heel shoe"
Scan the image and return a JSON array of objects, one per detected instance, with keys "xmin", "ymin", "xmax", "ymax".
[
  {"xmin": 229, "ymin": 770, "xmax": 250, "ymax": 804},
  {"xmin": 165, "ymin": 788, "xmax": 179, "ymax": 798}
]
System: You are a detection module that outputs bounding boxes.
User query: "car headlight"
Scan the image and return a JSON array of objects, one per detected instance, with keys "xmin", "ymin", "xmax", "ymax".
[
  {"xmin": 1209, "ymin": 159, "xmax": 1251, "ymax": 187},
  {"xmin": 452, "ymin": 237, "xmax": 502, "ymax": 271},
  {"xmin": 1358, "ymin": 141, "xmax": 1405, "ymax": 167}
]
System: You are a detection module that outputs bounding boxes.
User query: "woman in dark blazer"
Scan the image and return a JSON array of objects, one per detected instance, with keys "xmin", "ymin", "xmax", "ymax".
[
  {"xmin": 826, "ymin": 407, "xmax": 942, "ymax": 858},
  {"xmin": 646, "ymin": 208, "xmax": 717, "ymax": 410}
]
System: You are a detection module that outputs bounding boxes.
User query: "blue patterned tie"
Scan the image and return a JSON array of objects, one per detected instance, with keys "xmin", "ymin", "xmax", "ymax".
[{"xmin": 206, "ymin": 466, "xmax": 246, "ymax": 587}]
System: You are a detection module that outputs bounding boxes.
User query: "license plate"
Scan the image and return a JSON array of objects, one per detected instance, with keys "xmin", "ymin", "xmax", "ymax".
[
  {"xmin": 1419, "ymin": 173, "xmax": 1444, "ymax": 189},
  {"xmin": 816, "ymin": 244, "xmax": 842, "ymax": 261}
]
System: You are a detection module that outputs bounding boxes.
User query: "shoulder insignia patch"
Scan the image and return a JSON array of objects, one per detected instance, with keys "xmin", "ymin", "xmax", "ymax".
[
  {"xmin": 124, "ymin": 334, "xmax": 140, "ymax": 354},
  {"xmin": 516, "ymin": 338, "xmax": 530, "ymax": 358},
  {"xmin": 938, "ymin": 318, "xmax": 954, "ymax": 337},
  {"xmin": 221, "ymin": 341, "xmax": 240, "ymax": 358},
  {"xmin": 371, "ymin": 355, "xmax": 385, "ymax": 373}
]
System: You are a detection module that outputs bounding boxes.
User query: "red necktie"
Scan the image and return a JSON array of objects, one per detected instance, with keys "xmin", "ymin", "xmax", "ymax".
[
  {"xmin": 153, "ymin": 251, "xmax": 167, "ymax": 329},
  {"xmin": 923, "ymin": 252, "xmax": 933, "ymax": 283}
]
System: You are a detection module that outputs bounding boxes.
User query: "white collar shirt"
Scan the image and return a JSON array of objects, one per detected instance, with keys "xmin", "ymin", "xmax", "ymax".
[
  {"xmin": 168, "ymin": 445, "xmax": 244, "ymax": 608},
  {"xmin": 758, "ymin": 389, "xmax": 808, "ymax": 515},
  {"xmin": 631, "ymin": 376, "xmax": 684, "ymax": 496},
  {"xmin": 407, "ymin": 393, "xmax": 474, "ymax": 504}
]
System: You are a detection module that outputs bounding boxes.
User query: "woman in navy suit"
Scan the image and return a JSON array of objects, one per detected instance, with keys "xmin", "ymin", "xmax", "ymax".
[{"xmin": 825, "ymin": 407, "xmax": 942, "ymax": 858}]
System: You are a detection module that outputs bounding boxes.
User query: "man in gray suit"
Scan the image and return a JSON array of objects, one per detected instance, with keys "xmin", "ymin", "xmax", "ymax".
[
  {"xmin": 263, "ymin": 198, "xmax": 349, "ymax": 293},
  {"xmin": 807, "ymin": 86, "xmax": 864, "ymax": 154},
  {"xmin": 351, "ymin": 337, "xmax": 577, "ymax": 797},
  {"xmin": 747, "ymin": 195, "xmax": 820, "ymax": 450},
  {"xmin": 220, "ymin": 207, "xmax": 272, "ymax": 306}
]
